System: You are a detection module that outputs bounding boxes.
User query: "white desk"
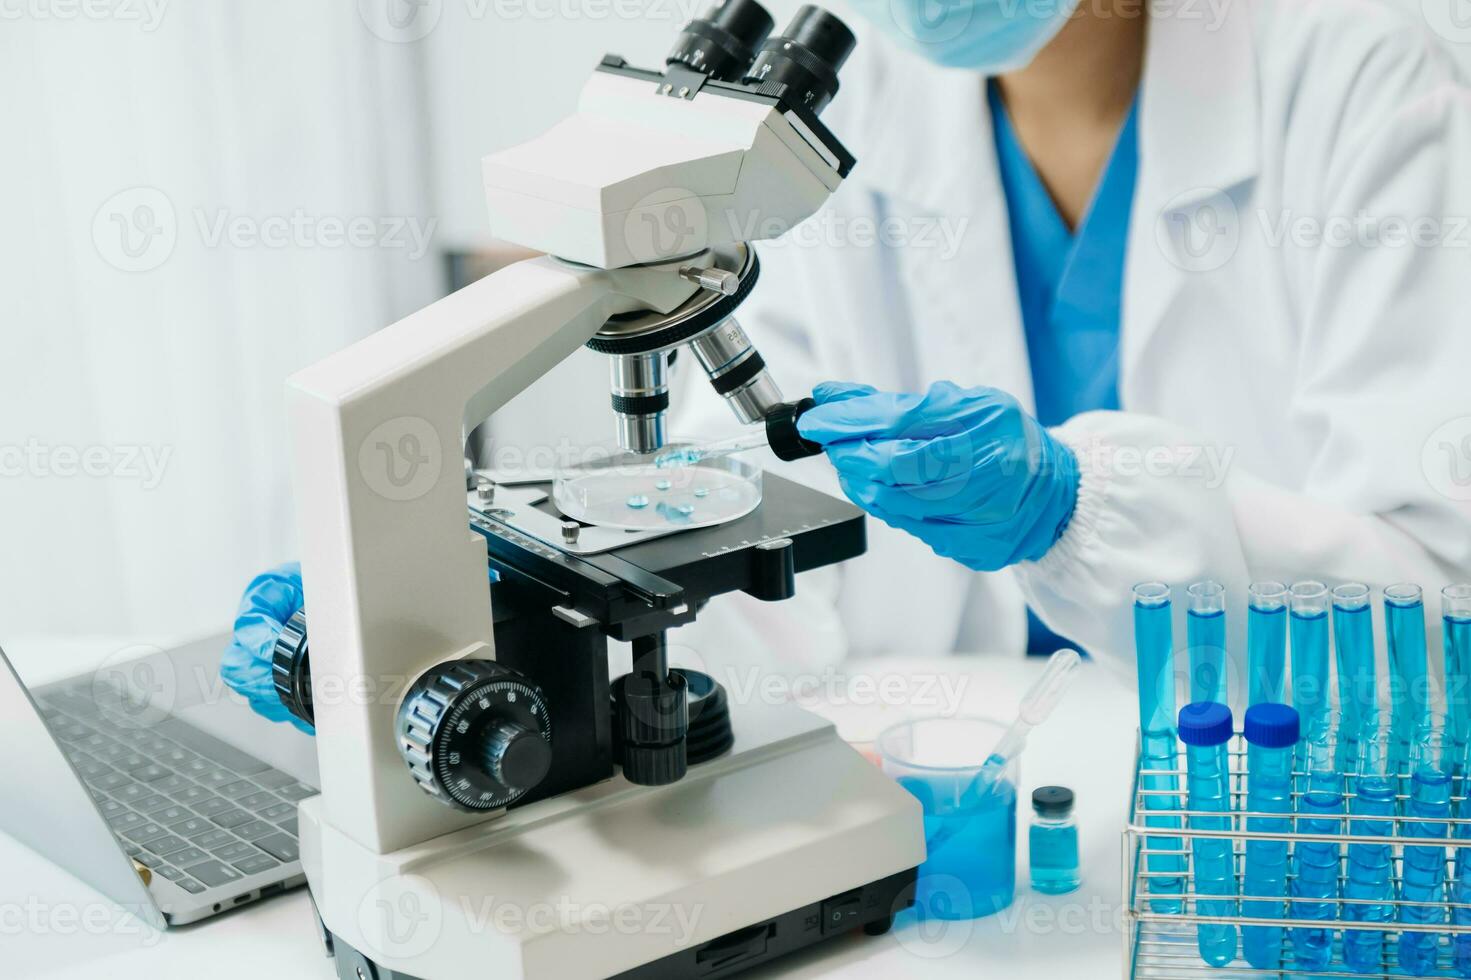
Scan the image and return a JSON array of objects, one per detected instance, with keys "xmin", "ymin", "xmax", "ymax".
[{"xmin": 0, "ymin": 655, "xmax": 1139, "ymax": 979}]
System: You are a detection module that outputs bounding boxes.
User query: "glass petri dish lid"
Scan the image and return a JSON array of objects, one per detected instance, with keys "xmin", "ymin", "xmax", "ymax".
[{"xmin": 552, "ymin": 443, "xmax": 762, "ymax": 531}]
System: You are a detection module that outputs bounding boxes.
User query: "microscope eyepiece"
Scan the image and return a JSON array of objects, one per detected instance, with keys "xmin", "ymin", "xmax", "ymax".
[
  {"xmin": 742, "ymin": 5, "xmax": 855, "ymax": 115},
  {"xmin": 667, "ymin": 0, "xmax": 775, "ymax": 82}
]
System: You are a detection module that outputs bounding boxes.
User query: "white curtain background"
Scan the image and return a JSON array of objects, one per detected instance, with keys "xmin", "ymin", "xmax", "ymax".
[
  {"xmin": 0, "ymin": 3, "xmax": 441, "ymax": 673},
  {"xmin": 1, "ymin": 0, "xmax": 1465, "ymax": 679}
]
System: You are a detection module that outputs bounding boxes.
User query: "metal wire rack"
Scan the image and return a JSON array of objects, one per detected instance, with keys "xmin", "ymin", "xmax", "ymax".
[{"xmin": 1124, "ymin": 731, "xmax": 1471, "ymax": 978}]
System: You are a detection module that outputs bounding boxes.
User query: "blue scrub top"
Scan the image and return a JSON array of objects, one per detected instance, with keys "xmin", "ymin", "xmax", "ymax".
[{"xmin": 988, "ymin": 81, "xmax": 1140, "ymax": 652}]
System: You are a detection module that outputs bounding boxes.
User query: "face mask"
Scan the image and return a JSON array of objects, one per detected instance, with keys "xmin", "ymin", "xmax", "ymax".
[{"xmin": 845, "ymin": 0, "xmax": 1079, "ymax": 72}]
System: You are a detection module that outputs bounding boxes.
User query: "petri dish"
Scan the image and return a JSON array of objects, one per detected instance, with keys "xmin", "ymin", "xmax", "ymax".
[{"xmin": 553, "ymin": 444, "xmax": 762, "ymax": 531}]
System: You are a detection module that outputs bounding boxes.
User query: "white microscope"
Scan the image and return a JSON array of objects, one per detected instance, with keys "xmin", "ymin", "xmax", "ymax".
[{"xmin": 273, "ymin": 3, "xmax": 924, "ymax": 977}]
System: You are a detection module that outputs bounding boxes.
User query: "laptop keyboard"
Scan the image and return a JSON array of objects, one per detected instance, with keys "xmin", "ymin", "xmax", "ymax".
[{"xmin": 36, "ymin": 685, "xmax": 313, "ymax": 896}]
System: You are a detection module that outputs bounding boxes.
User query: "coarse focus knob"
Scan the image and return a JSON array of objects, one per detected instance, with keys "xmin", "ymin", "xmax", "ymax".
[
  {"xmin": 270, "ymin": 608, "xmax": 314, "ymax": 727},
  {"xmin": 398, "ymin": 660, "xmax": 552, "ymax": 811}
]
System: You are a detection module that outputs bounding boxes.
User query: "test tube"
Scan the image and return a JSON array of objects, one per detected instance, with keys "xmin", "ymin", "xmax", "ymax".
[
  {"xmin": 1247, "ymin": 582, "xmax": 1288, "ymax": 706},
  {"xmin": 1444, "ymin": 585, "xmax": 1471, "ymax": 774},
  {"xmin": 1454, "ymin": 734, "xmax": 1471, "ymax": 978},
  {"xmin": 1448, "ymin": 585, "xmax": 1471, "ymax": 972},
  {"xmin": 1241, "ymin": 703, "xmax": 1299, "ymax": 969},
  {"xmin": 1178, "ymin": 701, "xmax": 1237, "ymax": 967},
  {"xmin": 1288, "ymin": 581, "xmax": 1330, "ymax": 743},
  {"xmin": 1386, "ymin": 584, "xmax": 1431, "ymax": 776},
  {"xmin": 1333, "ymin": 583, "xmax": 1377, "ymax": 772},
  {"xmin": 1399, "ymin": 722, "xmax": 1451, "ymax": 975},
  {"xmin": 1343, "ymin": 726, "xmax": 1398, "ymax": 973},
  {"xmin": 1291, "ymin": 711, "xmax": 1343, "ymax": 972},
  {"xmin": 1133, "ymin": 582, "xmax": 1186, "ymax": 913},
  {"xmin": 1187, "ymin": 581, "xmax": 1228, "ymax": 706}
]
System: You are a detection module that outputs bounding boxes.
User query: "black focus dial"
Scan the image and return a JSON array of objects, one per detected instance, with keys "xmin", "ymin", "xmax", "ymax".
[{"xmin": 398, "ymin": 660, "xmax": 552, "ymax": 812}]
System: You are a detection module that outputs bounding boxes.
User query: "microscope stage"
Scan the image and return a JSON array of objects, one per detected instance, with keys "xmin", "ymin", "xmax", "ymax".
[{"xmin": 470, "ymin": 472, "xmax": 864, "ymax": 639}]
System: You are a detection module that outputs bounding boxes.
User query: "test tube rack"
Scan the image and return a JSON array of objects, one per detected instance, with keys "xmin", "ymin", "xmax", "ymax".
[{"xmin": 1125, "ymin": 730, "xmax": 1471, "ymax": 978}]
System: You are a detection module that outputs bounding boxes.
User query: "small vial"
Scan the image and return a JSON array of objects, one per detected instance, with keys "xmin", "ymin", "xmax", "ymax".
[{"xmin": 1028, "ymin": 786, "xmax": 1080, "ymax": 894}]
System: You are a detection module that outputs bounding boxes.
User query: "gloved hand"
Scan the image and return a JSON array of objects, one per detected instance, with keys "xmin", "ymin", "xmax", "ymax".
[
  {"xmin": 221, "ymin": 562, "xmax": 313, "ymax": 734},
  {"xmin": 796, "ymin": 381, "xmax": 1080, "ymax": 571}
]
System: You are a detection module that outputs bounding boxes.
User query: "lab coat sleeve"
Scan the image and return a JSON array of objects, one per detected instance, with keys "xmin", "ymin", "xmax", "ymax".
[{"xmin": 1014, "ymin": 60, "xmax": 1471, "ymax": 682}]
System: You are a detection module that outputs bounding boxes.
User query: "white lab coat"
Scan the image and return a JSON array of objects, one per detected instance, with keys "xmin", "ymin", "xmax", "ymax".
[{"xmin": 668, "ymin": 0, "xmax": 1471, "ymax": 694}]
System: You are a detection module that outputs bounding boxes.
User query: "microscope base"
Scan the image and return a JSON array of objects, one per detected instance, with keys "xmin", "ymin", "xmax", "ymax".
[
  {"xmin": 299, "ymin": 703, "xmax": 925, "ymax": 980},
  {"xmin": 321, "ymin": 867, "xmax": 917, "ymax": 980}
]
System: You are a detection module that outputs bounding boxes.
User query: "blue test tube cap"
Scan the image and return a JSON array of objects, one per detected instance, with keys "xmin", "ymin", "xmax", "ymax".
[
  {"xmin": 1243, "ymin": 702, "xmax": 1300, "ymax": 748},
  {"xmin": 1177, "ymin": 701, "xmax": 1233, "ymax": 746}
]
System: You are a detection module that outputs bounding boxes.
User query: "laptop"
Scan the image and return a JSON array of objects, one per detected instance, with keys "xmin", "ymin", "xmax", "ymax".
[{"xmin": 0, "ymin": 637, "xmax": 318, "ymax": 926}]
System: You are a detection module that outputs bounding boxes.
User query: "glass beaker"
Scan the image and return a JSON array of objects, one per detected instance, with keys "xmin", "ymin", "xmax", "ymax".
[{"xmin": 879, "ymin": 716, "xmax": 1019, "ymax": 921}]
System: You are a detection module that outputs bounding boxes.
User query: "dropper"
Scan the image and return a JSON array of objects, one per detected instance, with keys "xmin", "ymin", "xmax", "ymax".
[
  {"xmin": 967, "ymin": 647, "xmax": 1082, "ymax": 800},
  {"xmin": 654, "ymin": 430, "xmax": 773, "ymax": 468},
  {"xmin": 654, "ymin": 398, "xmax": 823, "ymax": 468}
]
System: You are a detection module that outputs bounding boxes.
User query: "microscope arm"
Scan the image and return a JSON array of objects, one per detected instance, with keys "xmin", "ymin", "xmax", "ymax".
[{"xmin": 286, "ymin": 254, "xmax": 698, "ymax": 853}]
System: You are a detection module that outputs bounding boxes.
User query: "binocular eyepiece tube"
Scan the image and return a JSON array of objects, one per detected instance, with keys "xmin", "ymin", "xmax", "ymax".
[{"xmin": 667, "ymin": 0, "xmax": 856, "ymax": 116}]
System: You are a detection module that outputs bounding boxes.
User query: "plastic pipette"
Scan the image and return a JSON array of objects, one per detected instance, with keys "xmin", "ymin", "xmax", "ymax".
[
  {"xmin": 653, "ymin": 399, "xmax": 824, "ymax": 469},
  {"xmin": 967, "ymin": 648, "xmax": 1082, "ymax": 798},
  {"xmin": 653, "ymin": 430, "xmax": 771, "ymax": 469},
  {"xmin": 919, "ymin": 649, "xmax": 1081, "ymax": 856}
]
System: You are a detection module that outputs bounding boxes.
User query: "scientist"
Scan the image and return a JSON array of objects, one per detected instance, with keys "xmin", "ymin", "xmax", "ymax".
[
  {"xmin": 224, "ymin": 0, "xmax": 1471, "ymax": 719},
  {"xmin": 667, "ymin": 0, "xmax": 1471, "ymax": 672}
]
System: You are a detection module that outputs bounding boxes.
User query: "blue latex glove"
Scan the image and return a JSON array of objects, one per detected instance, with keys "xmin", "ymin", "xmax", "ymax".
[
  {"xmin": 221, "ymin": 562, "xmax": 313, "ymax": 734},
  {"xmin": 796, "ymin": 380, "xmax": 1079, "ymax": 571}
]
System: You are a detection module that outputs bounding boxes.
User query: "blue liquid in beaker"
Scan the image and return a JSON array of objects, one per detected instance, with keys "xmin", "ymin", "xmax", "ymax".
[{"xmin": 898, "ymin": 773, "xmax": 1017, "ymax": 921}]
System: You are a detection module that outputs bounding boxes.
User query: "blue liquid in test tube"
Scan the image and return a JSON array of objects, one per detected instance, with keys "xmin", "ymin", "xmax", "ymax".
[
  {"xmin": 1386, "ymin": 584, "xmax": 1430, "ymax": 777},
  {"xmin": 1291, "ymin": 714, "xmax": 1343, "ymax": 973},
  {"xmin": 1179, "ymin": 701, "xmax": 1237, "ymax": 967},
  {"xmin": 1188, "ymin": 581, "xmax": 1228, "ymax": 705},
  {"xmin": 1399, "ymin": 723, "xmax": 1451, "ymax": 975},
  {"xmin": 1289, "ymin": 581, "xmax": 1331, "ymax": 747},
  {"xmin": 1444, "ymin": 585, "xmax": 1471, "ymax": 778},
  {"xmin": 1453, "ymin": 733, "xmax": 1471, "ymax": 978},
  {"xmin": 1134, "ymin": 582, "xmax": 1186, "ymax": 913},
  {"xmin": 1333, "ymin": 583, "xmax": 1377, "ymax": 773},
  {"xmin": 1242, "ymin": 703, "xmax": 1299, "ymax": 969},
  {"xmin": 1248, "ymin": 582, "xmax": 1288, "ymax": 706},
  {"xmin": 1343, "ymin": 727, "xmax": 1398, "ymax": 973}
]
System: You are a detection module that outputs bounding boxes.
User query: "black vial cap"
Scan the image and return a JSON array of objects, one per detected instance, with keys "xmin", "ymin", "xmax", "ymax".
[{"xmin": 1032, "ymin": 785, "xmax": 1075, "ymax": 817}]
